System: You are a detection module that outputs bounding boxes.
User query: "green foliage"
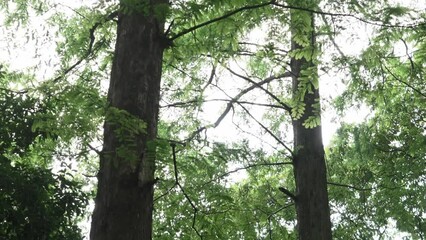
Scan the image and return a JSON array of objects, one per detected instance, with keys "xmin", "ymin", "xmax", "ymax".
[
  {"xmin": 106, "ymin": 107, "xmax": 147, "ymax": 163},
  {"xmin": 0, "ymin": 157, "xmax": 88, "ymax": 240},
  {"xmin": 0, "ymin": 90, "xmax": 49, "ymax": 156},
  {"xmin": 0, "ymin": 69, "xmax": 89, "ymax": 239},
  {"xmin": 328, "ymin": 18, "xmax": 426, "ymax": 239},
  {"xmin": 154, "ymin": 140, "xmax": 296, "ymax": 239},
  {"xmin": 0, "ymin": 0, "xmax": 48, "ymax": 26},
  {"xmin": 302, "ymin": 115, "xmax": 321, "ymax": 128}
]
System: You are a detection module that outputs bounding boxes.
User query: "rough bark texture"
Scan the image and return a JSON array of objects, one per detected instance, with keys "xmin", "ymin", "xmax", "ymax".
[
  {"xmin": 90, "ymin": 2, "xmax": 167, "ymax": 239},
  {"xmin": 290, "ymin": 6, "xmax": 333, "ymax": 240}
]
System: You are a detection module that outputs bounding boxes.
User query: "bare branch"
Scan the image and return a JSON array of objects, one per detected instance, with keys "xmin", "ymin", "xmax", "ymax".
[
  {"xmin": 200, "ymin": 161, "xmax": 293, "ymax": 188},
  {"xmin": 266, "ymin": 202, "xmax": 295, "ymax": 240},
  {"xmin": 169, "ymin": 143, "xmax": 203, "ymax": 238},
  {"xmin": 226, "ymin": 67, "xmax": 293, "ymax": 113},
  {"xmin": 161, "ymin": 98, "xmax": 288, "ymax": 109},
  {"xmin": 237, "ymin": 103, "xmax": 294, "ymax": 156},
  {"xmin": 87, "ymin": 143, "xmax": 101, "ymax": 155},
  {"xmin": 238, "ymin": 41, "xmax": 289, "ymax": 54},
  {"xmin": 278, "ymin": 187, "xmax": 297, "ymax": 201},
  {"xmin": 184, "ymin": 72, "xmax": 291, "ymax": 143},
  {"xmin": 201, "ymin": 65, "xmax": 216, "ymax": 93},
  {"xmin": 382, "ymin": 63, "xmax": 426, "ymax": 98},
  {"xmin": 0, "ymin": 87, "xmax": 29, "ymax": 94}
]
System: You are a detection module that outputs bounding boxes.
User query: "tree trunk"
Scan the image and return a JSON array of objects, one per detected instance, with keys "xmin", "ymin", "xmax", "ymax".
[
  {"xmin": 90, "ymin": 2, "xmax": 167, "ymax": 239},
  {"xmin": 289, "ymin": 3, "xmax": 333, "ymax": 240}
]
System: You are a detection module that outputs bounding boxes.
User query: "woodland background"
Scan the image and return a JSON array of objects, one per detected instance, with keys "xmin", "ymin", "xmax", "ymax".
[{"xmin": 0, "ymin": 0, "xmax": 425, "ymax": 239}]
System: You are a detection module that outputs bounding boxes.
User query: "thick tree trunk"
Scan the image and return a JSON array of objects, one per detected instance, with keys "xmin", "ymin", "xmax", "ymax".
[
  {"xmin": 90, "ymin": 2, "xmax": 167, "ymax": 240},
  {"xmin": 290, "ymin": 4, "xmax": 333, "ymax": 240}
]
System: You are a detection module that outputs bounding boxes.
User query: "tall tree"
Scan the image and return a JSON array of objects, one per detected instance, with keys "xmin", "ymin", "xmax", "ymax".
[
  {"xmin": 90, "ymin": 1, "xmax": 169, "ymax": 239},
  {"xmin": 288, "ymin": 1, "xmax": 332, "ymax": 239}
]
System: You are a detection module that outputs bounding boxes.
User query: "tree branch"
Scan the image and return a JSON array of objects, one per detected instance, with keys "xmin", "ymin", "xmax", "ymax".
[
  {"xmin": 278, "ymin": 187, "xmax": 297, "ymax": 201},
  {"xmin": 161, "ymin": 98, "xmax": 289, "ymax": 109},
  {"xmin": 52, "ymin": 11, "xmax": 118, "ymax": 83},
  {"xmin": 170, "ymin": 1, "xmax": 275, "ymax": 41},
  {"xmin": 200, "ymin": 161, "xmax": 293, "ymax": 188},
  {"xmin": 272, "ymin": 2, "xmax": 424, "ymax": 29},
  {"xmin": 237, "ymin": 103, "xmax": 294, "ymax": 156},
  {"xmin": 160, "ymin": 143, "xmax": 203, "ymax": 238},
  {"xmin": 184, "ymin": 72, "xmax": 291, "ymax": 143},
  {"xmin": 226, "ymin": 67, "xmax": 293, "ymax": 113},
  {"xmin": 327, "ymin": 181, "xmax": 373, "ymax": 191}
]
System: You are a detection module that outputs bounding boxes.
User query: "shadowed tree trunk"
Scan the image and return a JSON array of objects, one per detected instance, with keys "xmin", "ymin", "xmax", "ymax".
[
  {"xmin": 90, "ymin": 1, "xmax": 168, "ymax": 239},
  {"xmin": 289, "ymin": 1, "xmax": 333, "ymax": 239}
]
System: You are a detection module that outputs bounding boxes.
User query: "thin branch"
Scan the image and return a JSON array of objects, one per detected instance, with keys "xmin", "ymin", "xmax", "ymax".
[
  {"xmin": 170, "ymin": 143, "xmax": 203, "ymax": 239},
  {"xmin": 273, "ymin": 2, "xmax": 425, "ymax": 29},
  {"xmin": 267, "ymin": 201, "xmax": 295, "ymax": 238},
  {"xmin": 0, "ymin": 87, "xmax": 29, "ymax": 94},
  {"xmin": 231, "ymin": 119, "xmax": 281, "ymax": 152},
  {"xmin": 400, "ymin": 38, "xmax": 416, "ymax": 75},
  {"xmin": 200, "ymin": 161, "xmax": 293, "ymax": 188},
  {"xmin": 161, "ymin": 98, "xmax": 288, "ymax": 109},
  {"xmin": 319, "ymin": 14, "xmax": 346, "ymax": 59},
  {"xmin": 170, "ymin": 1, "xmax": 275, "ymax": 41},
  {"xmin": 201, "ymin": 65, "xmax": 216, "ymax": 93},
  {"xmin": 238, "ymin": 41, "xmax": 289, "ymax": 54},
  {"xmin": 153, "ymin": 183, "xmax": 177, "ymax": 202},
  {"xmin": 226, "ymin": 67, "xmax": 293, "ymax": 113},
  {"xmin": 237, "ymin": 103, "xmax": 294, "ymax": 156},
  {"xmin": 87, "ymin": 143, "xmax": 101, "ymax": 155},
  {"xmin": 382, "ymin": 63, "xmax": 426, "ymax": 98},
  {"xmin": 184, "ymin": 72, "xmax": 291, "ymax": 143},
  {"xmin": 52, "ymin": 11, "xmax": 118, "ymax": 83},
  {"xmin": 327, "ymin": 181, "xmax": 373, "ymax": 191}
]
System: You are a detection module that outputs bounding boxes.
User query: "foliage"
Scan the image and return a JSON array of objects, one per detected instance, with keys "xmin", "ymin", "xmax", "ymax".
[
  {"xmin": 0, "ymin": 157, "xmax": 88, "ymax": 240},
  {"xmin": 0, "ymin": 77, "xmax": 89, "ymax": 239},
  {"xmin": 328, "ymin": 15, "xmax": 426, "ymax": 239},
  {"xmin": 1, "ymin": 0, "xmax": 425, "ymax": 239}
]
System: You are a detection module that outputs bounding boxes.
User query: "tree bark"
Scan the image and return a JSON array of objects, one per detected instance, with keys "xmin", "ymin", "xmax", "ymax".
[
  {"xmin": 290, "ymin": 3, "xmax": 333, "ymax": 240},
  {"xmin": 90, "ymin": 1, "xmax": 167, "ymax": 239}
]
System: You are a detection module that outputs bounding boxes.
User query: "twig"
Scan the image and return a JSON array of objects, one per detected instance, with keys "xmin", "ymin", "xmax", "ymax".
[
  {"xmin": 200, "ymin": 161, "xmax": 293, "ymax": 188},
  {"xmin": 226, "ymin": 67, "xmax": 293, "ymax": 113},
  {"xmin": 327, "ymin": 181, "xmax": 373, "ymax": 191},
  {"xmin": 266, "ymin": 202, "xmax": 295, "ymax": 239},
  {"xmin": 171, "ymin": 143, "xmax": 203, "ymax": 238},
  {"xmin": 161, "ymin": 98, "xmax": 289, "ymax": 109},
  {"xmin": 272, "ymin": 3, "xmax": 425, "ymax": 29},
  {"xmin": 87, "ymin": 143, "xmax": 101, "ymax": 155},
  {"xmin": 237, "ymin": 103, "xmax": 294, "ymax": 156},
  {"xmin": 382, "ymin": 63, "xmax": 426, "ymax": 98}
]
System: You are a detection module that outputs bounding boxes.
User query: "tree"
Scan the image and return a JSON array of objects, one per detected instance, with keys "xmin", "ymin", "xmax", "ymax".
[
  {"xmin": 89, "ymin": 1, "xmax": 169, "ymax": 239},
  {"xmin": 288, "ymin": 0, "xmax": 332, "ymax": 238}
]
